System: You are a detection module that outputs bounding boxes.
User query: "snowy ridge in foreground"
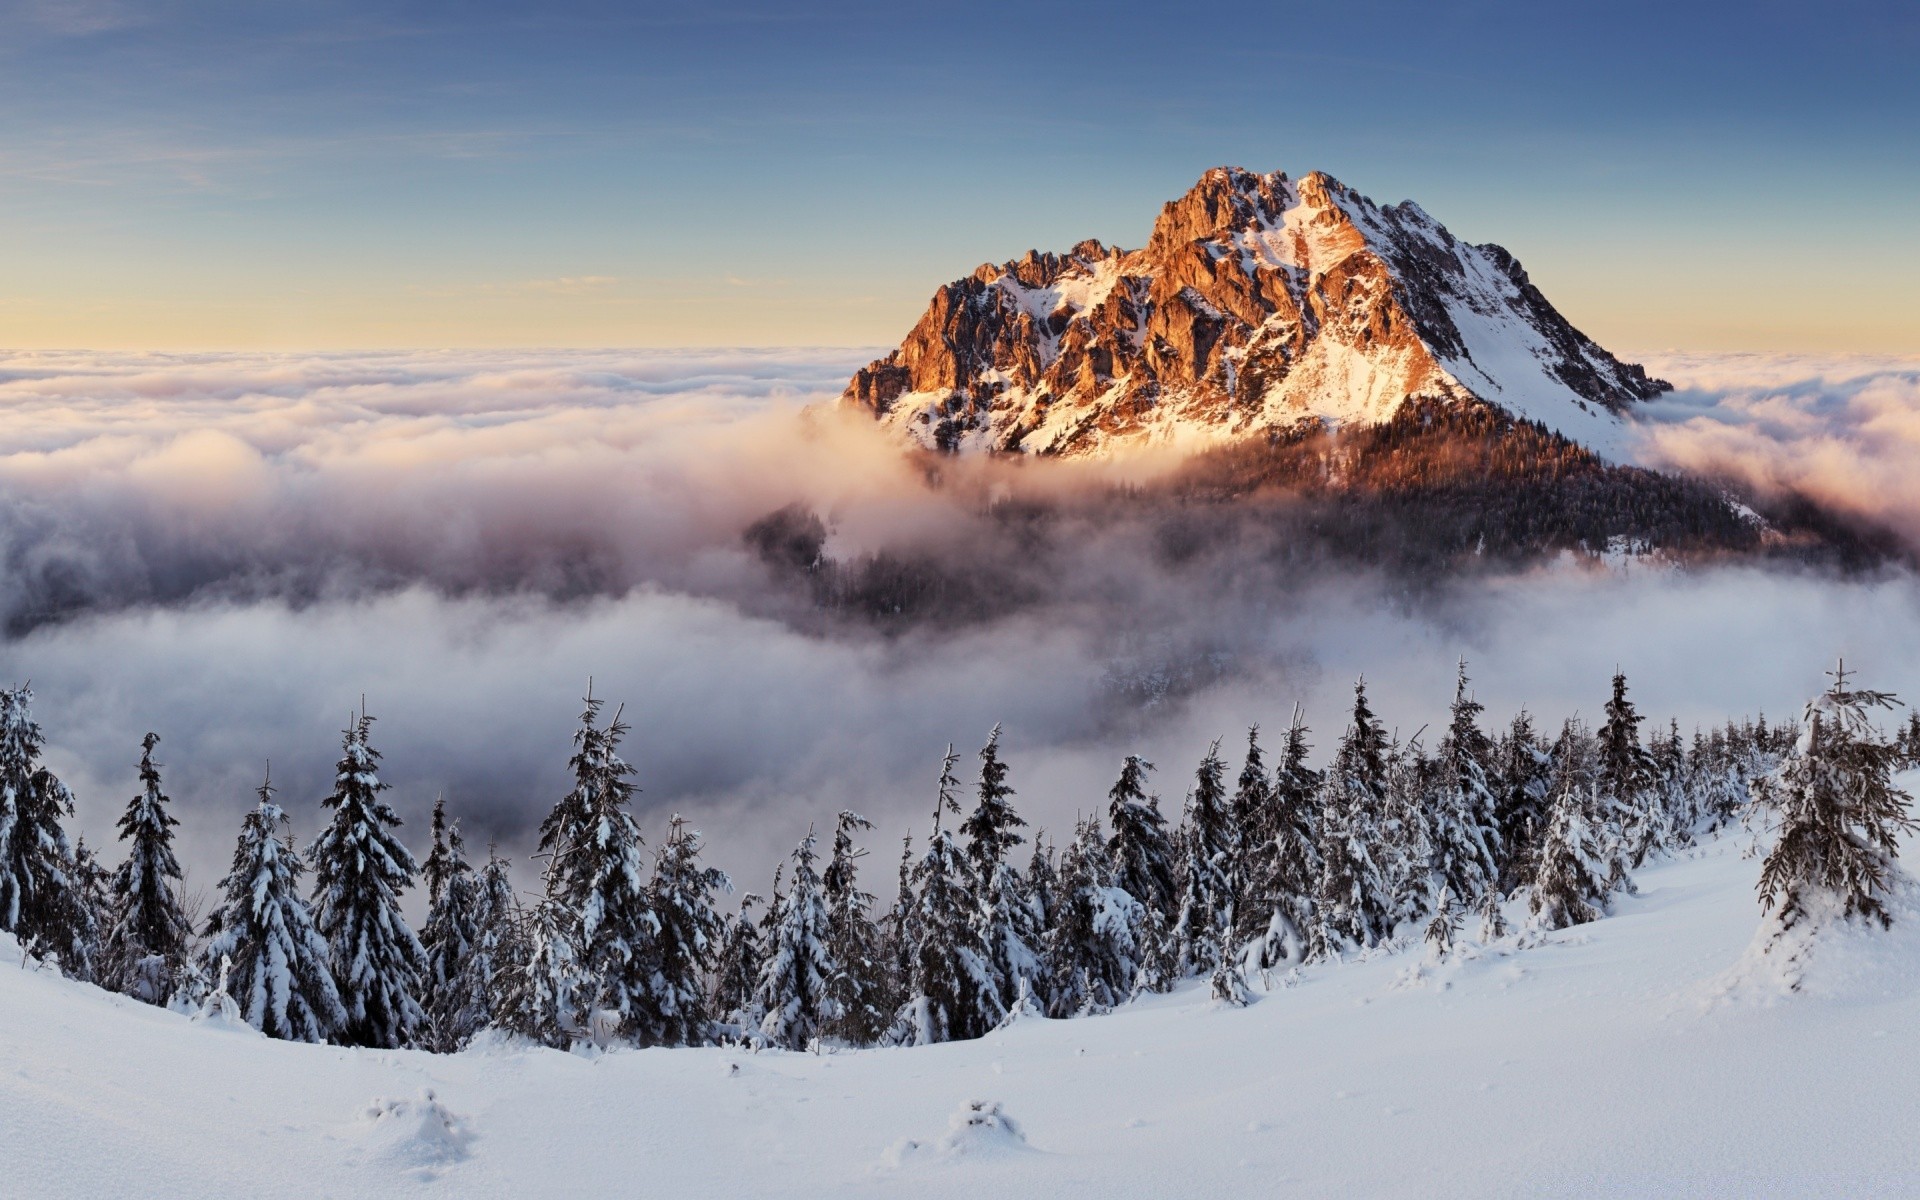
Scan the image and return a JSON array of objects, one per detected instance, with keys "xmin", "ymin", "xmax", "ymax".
[{"xmin": 5, "ymin": 833, "xmax": 1917, "ymax": 1199}]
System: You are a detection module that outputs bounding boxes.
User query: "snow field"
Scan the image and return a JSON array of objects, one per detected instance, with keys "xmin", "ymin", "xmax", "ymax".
[{"xmin": 4, "ymin": 831, "xmax": 1917, "ymax": 1198}]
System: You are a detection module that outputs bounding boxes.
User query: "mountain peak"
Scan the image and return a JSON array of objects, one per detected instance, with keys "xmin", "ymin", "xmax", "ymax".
[{"xmin": 842, "ymin": 167, "xmax": 1667, "ymax": 459}]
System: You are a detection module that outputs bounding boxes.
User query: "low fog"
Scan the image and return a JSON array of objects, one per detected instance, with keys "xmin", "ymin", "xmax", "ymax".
[{"xmin": 2, "ymin": 347, "xmax": 1917, "ymax": 903}]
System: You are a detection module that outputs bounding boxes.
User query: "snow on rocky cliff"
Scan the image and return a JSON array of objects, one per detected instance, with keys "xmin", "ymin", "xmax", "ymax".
[{"xmin": 843, "ymin": 167, "xmax": 1667, "ymax": 461}]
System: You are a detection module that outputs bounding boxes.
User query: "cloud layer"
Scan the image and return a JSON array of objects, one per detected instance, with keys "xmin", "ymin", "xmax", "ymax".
[{"xmin": 3, "ymin": 348, "xmax": 1919, "ymax": 904}]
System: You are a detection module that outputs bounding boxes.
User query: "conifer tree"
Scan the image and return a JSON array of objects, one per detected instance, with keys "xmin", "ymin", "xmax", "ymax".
[
  {"xmin": 1241, "ymin": 709, "xmax": 1321, "ymax": 969},
  {"xmin": 101, "ymin": 734, "xmax": 192, "ymax": 1003},
  {"xmin": 1756, "ymin": 662, "xmax": 1916, "ymax": 932},
  {"xmin": 820, "ymin": 810, "xmax": 884, "ymax": 1045},
  {"xmin": 462, "ymin": 844, "xmax": 517, "ymax": 1027},
  {"xmin": 1106, "ymin": 755, "xmax": 1176, "ymax": 920},
  {"xmin": 1424, "ymin": 886, "xmax": 1460, "ymax": 959},
  {"xmin": 1172, "ymin": 740, "xmax": 1236, "ymax": 977},
  {"xmin": 1528, "ymin": 721, "xmax": 1618, "ymax": 930},
  {"xmin": 420, "ymin": 800, "xmax": 485, "ymax": 1051},
  {"xmin": 1043, "ymin": 814, "xmax": 1143, "ymax": 1017},
  {"xmin": 1494, "ymin": 710, "xmax": 1552, "ymax": 892},
  {"xmin": 755, "ymin": 828, "xmax": 838, "ymax": 1049},
  {"xmin": 1599, "ymin": 671, "xmax": 1664, "ymax": 867},
  {"xmin": 203, "ymin": 768, "xmax": 345, "ymax": 1043},
  {"xmin": 960, "ymin": 727, "xmax": 1041, "ymax": 1013},
  {"xmin": 711, "ymin": 894, "xmax": 765, "ymax": 1033},
  {"xmin": 650, "ymin": 814, "xmax": 731, "ymax": 1046},
  {"xmin": 1106, "ymin": 754, "xmax": 1176, "ymax": 993},
  {"xmin": 884, "ymin": 832, "xmax": 917, "ymax": 997},
  {"xmin": 494, "ymin": 896, "xmax": 579, "ymax": 1048},
  {"xmin": 1310, "ymin": 680, "xmax": 1397, "ymax": 956},
  {"xmin": 893, "ymin": 747, "xmax": 999, "ymax": 1045},
  {"xmin": 536, "ymin": 690, "xmax": 660, "ymax": 1044},
  {"xmin": 308, "ymin": 711, "xmax": 428, "ymax": 1049},
  {"xmin": 0, "ymin": 685, "xmax": 93, "ymax": 976},
  {"xmin": 1428, "ymin": 661, "xmax": 1503, "ymax": 909}
]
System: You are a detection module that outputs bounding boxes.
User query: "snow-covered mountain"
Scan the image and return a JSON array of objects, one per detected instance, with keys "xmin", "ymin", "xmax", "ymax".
[{"xmin": 843, "ymin": 167, "xmax": 1667, "ymax": 460}]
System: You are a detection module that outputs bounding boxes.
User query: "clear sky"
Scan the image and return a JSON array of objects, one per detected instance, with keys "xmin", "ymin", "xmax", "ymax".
[{"xmin": 2, "ymin": 0, "xmax": 1915, "ymax": 352}]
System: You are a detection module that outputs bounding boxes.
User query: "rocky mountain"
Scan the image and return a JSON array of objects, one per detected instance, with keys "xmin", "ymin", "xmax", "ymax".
[{"xmin": 842, "ymin": 167, "xmax": 1668, "ymax": 460}]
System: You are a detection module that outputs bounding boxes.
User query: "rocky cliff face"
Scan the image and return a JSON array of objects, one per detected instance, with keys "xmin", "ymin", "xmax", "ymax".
[{"xmin": 842, "ymin": 167, "xmax": 1668, "ymax": 459}]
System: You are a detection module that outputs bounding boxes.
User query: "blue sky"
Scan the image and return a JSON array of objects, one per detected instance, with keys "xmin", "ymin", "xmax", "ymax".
[{"xmin": 1, "ymin": 0, "xmax": 1914, "ymax": 349}]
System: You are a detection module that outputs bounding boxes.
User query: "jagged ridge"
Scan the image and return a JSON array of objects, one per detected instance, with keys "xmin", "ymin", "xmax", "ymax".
[{"xmin": 842, "ymin": 167, "xmax": 1668, "ymax": 459}]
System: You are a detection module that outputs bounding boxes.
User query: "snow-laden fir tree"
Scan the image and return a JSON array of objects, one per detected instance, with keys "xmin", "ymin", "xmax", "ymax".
[
  {"xmin": 1424, "ymin": 886, "xmax": 1460, "ymax": 959},
  {"xmin": 1105, "ymin": 754, "xmax": 1177, "ymax": 993},
  {"xmin": 1025, "ymin": 835, "xmax": 1057, "ymax": 936},
  {"xmin": 650, "ymin": 814, "xmax": 731, "ymax": 1046},
  {"xmin": 892, "ymin": 747, "xmax": 999, "ymax": 1045},
  {"xmin": 1528, "ymin": 721, "xmax": 1621, "ymax": 931},
  {"xmin": 1044, "ymin": 814, "xmax": 1144, "ymax": 1018},
  {"xmin": 710, "ymin": 893, "xmax": 764, "ymax": 1034},
  {"xmin": 494, "ymin": 896, "xmax": 580, "ymax": 1048},
  {"xmin": 754, "ymin": 827, "xmax": 837, "ymax": 1049},
  {"xmin": 419, "ymin": 799, "xmax": 485, "ymax": 1051},
  {"xmin": 202, "ymin": 767, "xmax": 345, "ymax": 1043},
  {"xmin": 101, "ymin": 733, "xmax": 194, "ymax": 1003},
  {"xmin": 1106, "ymin": 755, "xmax": 1176, "ymax": 921},
  {"xmin": 1755, "ymin": 662, "xmax": 1916, "ymax": 935},
  {"xmin": 820, "ymin": 810, "xmax": 885, "ymax": 1045},
  {"xmin": 1650, "ymin": 718, "xmax": 1695, "ymax": 846},
  {"xmin": 1229, "ymin": 724, "xmax": 1272, "ymax": 941},
  {"xmin": 536, "ymin": 690, "xmax": 660, "ymax": 1045},
  {"xmin": 1310, "ymin": 680, "xmax": 1397, "ymax": 957},
  {"xmin": 883, "ymin": 832, "xmax": 917, "ymax": 999},
  {"xmin": 1427, "ymin": 661, "xmax": 1503, "ymax": 910},
  {"xmin": 307, "ymin": 711, "xmax": 428, "ymax": 1049},
  {"xmin": 0, "ymin": 684, "xmax": 93, "ymax": 977},
  {"xmin": 1493, "ymin": 710, "xmax": 1552, "ymax": 893},
  {"xmin": 960, "ymin": 727, "xmax": 1042, "ymax": 1014},
  {"xmin": 1380, "ymin": 732, "xmax": 1435, "ymax": 925},
  {"xmin": 1172, "ymin": 740, "xmax": 1236, "ymax": 977},
  {"xmin": 468, "ymin": 844, "xmax": 519, "ymax": 1031},
  {"xmin": 1240, "ymin": 710, "xmax": 1321, "ymax": 969},
  {"xmin": 1599, "ymin": 671, "xmax": 1665, "ymax": 869}
]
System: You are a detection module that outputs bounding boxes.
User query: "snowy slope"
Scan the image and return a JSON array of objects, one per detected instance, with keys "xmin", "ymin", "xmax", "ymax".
[{"xmin": 6, "ymin": 830, "xmax": 1919, "ymax": 1198}]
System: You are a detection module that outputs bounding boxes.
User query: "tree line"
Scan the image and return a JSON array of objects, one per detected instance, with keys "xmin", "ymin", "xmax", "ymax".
[{"xmin": 0, "ymin": 660, "xmax": 1910, "ymax": 1053}]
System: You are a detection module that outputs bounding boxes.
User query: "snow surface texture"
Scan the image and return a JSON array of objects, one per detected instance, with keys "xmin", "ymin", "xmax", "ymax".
[{"xmin": 4, "ymin": 831, "xmax": 1918, "ymax": 1198}]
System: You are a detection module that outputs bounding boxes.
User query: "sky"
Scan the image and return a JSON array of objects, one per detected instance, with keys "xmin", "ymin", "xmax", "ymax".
[{"xmin": 0, "ymin": 0, "xmax": 1915, "ymax": 353}]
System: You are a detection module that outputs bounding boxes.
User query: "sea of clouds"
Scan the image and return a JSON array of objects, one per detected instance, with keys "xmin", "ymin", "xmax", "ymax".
[{"xmin": 1, "ymin": 346, "xmax": 1917, "ymax": 902}]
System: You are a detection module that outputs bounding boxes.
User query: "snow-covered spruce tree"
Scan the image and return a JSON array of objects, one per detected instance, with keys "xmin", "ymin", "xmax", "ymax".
[
  {"xmin": 1025, "ymin": 834, "xmax": 1057, "ymax": 933},
  {"xmin": 820, "ymin": 810, "xmax": 885, "ymax": 1045},
  {"xmin": 1229, "ymin": 724, "xmax": 1272, "ymax": 935},
  {"xmin": 494, "ymin": 896, "xmax": 580, "ymax": 1048},
  {"xmin": 1380, "ymin": 732, "xmax": 1435, "ymax": 926},
  {"xmin": 1043, "ymin": 814, "xmax": 1143, "ymax": 1017},
  {"xmin": 1240, "ymin": 709, "xmax": 1321, "ymax": 969},
  {"xmin": 202, "ymin": 768, "xmax": 345, "ymax": 1043},
  {"xmin": 1424, "ymin": 886, "xmax": 1460, "ymax": 959},
  {"xmin": 1172, "ymin": 740, "xmax": 1236, "ymax": 977},
  {"xmin": 1755, "ymin": 663, "xmax": 1917, "ymax": 935},
  {"xmin": 536, "ymin": 691, "xmax": 660, "ymax": 1045},
  {"xmin": 1106, "ymin": 755, "xmax": 1176, "ymax": 920},
  {"xmin": 650, "ymin": 814, "xmax": 731, "ymax": 1046},
  {"xmin": 1528, "ymin": 721, "xmax": 1620, "ymax": 931},
  {"xmin": 468, "ymin": 844, "xmax": 520, "ymax": 1032},
  {"xmin": 883, "ymin": 833, "xmax": 917, "ymax": 998},
  {"xmin": 101, "ymin": 733, "xmax": 192, "ymax": 1003},
  {"xmin": 308, "ymin": 712, "xmax": 428, "ymax": 1049},
  {"xmin": 755, "ymin": 827, "xmax": 838, "ymax": 1049},
  {"xmin": 1599, "ymin": 671, "xmax": 1665, "ymax": 869},
  {"xmin": 1650, "ymin": 718, "xmax": 1696, "ymax": 847},
  {"xmin": 1493, "ymin": 710, "xmax": 1552, "ymax": 893},
  {"xmin": 1428, "ymin": 661, "xmax": 1503, "ymax": 911},
  {"xmin": 420, "ymin": 801, "xmax": 485, "ymax": 1051},
  {"xmin": 892, "ymin": 747, "xmax": 999, "ymax": 1045},
  {"xmin": 1106, "ymin": 754, "xmax": 1177, "ymax": 993},
  {"xmin": 710, "ymin": 893, "xmax": 764, "ymax": 1034},
  {"xmin": 1309, "ymin": 680, "xmax": 1397, "ymax": 957},
  {"xmin": 960, "ymin": 727, "xmax": 1042, "ymax": 1014},
  {"xmin": 0, "ymin": 684, "xmax": 94, "ymax": 977}
]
